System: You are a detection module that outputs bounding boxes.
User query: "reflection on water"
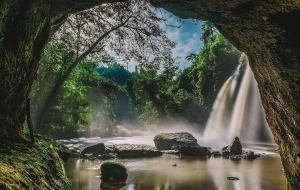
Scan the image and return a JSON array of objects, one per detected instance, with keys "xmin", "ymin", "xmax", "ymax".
[{"xmin": 65, "ymin": 153, "xmax": 286, "ymax": 190}]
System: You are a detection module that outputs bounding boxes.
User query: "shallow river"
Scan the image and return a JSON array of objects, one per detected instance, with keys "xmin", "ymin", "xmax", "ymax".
[{"xmin": 63, "ymin": 136, "xmax": 287, "ymax": 190}]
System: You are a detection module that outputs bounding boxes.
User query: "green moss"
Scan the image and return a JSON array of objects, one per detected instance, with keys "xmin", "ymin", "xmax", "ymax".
[
  {"xmin": 101, "ymin": 161, "xmax": 126, "ymax": 169},
  {"xmin": 100, "ymin": 161, "xmax": 127, "ymax": 181},
  {"xmin": 0, "ymin": 133, "xmax": 72, "ymax": 189},
  {"xmin": 154, "ymin": 133, "xmax": 167, "ymax": 140}
]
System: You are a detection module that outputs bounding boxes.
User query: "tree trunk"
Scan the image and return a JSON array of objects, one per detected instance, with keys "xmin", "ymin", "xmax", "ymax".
[
  {"xmin": 0, "ymin": 0, "xmax": 124, "ymax": 137},
  {"xmin": 35, "ymin": 20, "xmax": 126, "ymax": 134},
  {"xmin": 0, "ymin": 0, "xmax": 55, "ymax": 139}
]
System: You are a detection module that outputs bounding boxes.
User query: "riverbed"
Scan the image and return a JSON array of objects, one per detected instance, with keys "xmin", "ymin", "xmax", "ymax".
[{"xmin": 63, "ymin": 136, "xmax": 287, "ymax": 190}]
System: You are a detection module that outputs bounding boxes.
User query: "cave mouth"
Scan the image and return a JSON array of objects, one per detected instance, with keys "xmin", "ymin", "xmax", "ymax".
[{"xmin": 0, "ymin": 0, "xmax": 299, "ymax": 189}]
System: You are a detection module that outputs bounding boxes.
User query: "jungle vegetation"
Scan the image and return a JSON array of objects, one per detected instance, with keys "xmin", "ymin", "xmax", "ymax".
[{"xmin": 30, "ymin": 11, "xmax": 241, "ymax": 138}]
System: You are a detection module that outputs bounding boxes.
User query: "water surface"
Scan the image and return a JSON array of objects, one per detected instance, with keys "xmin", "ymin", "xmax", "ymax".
[{"xmin": 64, "ymin": 137, "xmax": 286, "ymax": 190}]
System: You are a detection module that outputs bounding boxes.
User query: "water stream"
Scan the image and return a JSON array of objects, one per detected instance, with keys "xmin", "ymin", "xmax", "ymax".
[
  {"xmin": 203, "ymin": 60, "xmax": 274, "ymax": 144},
  {"xmin": 64, "ymin": 136, "xmax": 286, "ymax": 190}
]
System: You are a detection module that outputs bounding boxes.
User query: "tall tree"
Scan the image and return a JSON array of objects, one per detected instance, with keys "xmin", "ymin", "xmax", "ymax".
[
  {"xmin": 188, "ymin": 32, "xmax": 241, "ymax": 110},
  {"xmin": 31, "ymin": 43, "xmax": 98, "ymax": 138},
  {"xmin": 35, "ymin": 0, "xmax": 175, "ymax": 133}
]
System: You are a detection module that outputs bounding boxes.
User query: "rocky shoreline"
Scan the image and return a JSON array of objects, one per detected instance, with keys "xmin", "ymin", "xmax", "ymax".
[{"xmin": 57, "ymin": 132, "xmax": 267, "ymax": 162}]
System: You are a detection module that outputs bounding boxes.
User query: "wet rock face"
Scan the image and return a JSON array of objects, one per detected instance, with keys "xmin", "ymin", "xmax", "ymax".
[
  {"xmin": 177, "ymin": 145, "xmax": 210, "ymax": 156},
  {"xmin": 150, "ymin": 1, "xmax": 300, "ymax": 188},
  {"xmin": 113, "ymin": 144, "xmax": 162, "ymax": 158},
  {"xmin": 228, "ymin": 137, "xmax": 242, "ymax": 155},
  {"xmin": 154, "ymin": 132, "xmax": 198, "ymax": 150},
  {"xmin": 80, "ymin": 143, "xmax": 106, "ymax": 157}
]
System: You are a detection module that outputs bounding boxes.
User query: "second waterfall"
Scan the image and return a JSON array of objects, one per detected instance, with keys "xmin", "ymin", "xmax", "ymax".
[{"xmin": 202, "ymin": 57, "xmax": 274, "ymax": 144}]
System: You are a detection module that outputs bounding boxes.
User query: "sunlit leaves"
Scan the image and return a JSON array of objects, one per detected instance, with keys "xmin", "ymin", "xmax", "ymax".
[{"xmin": 52, "ymin": 0, "xmax": 175, "ymax": 65}]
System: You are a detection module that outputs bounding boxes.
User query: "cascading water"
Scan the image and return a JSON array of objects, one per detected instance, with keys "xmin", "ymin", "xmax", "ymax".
[{"xmin": 202, "ymin": 58, "xmax": 274, "ymax": 144}]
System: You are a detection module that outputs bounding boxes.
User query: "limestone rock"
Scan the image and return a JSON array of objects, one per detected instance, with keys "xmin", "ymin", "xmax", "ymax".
[
  {"xmin": 80, "ymin": 142, "xmax": 106, "ymax": 158},
  {"xmin": 113, "ymin": 144, "xmax": 162, "ymax": 158},
  {"xmin": 154, "ymin": 132, "xmax": 198, "ymax": 150},
  {"xmin": 176, "ymin": 145, "xmax": 210, "ymax": 156}
]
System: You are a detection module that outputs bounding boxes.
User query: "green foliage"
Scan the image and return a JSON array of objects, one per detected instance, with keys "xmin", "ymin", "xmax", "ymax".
[
  {"xmin": 138, "ymin": 102, "xmax": 159, "ymax": 130},
  {"xmin": 132, "ymin": 56, "xmax": 207, "ymax": 129},
  {"xmin": 238, "ymin": 52, "xmax": 247, "ymax": 71},
  {"xmin": 31, "ymin": 15, "xmax": 241, "ymax": 137},
  {"xmin": 31, "ymin": 42, "xmax": 95, "ymax": 137},
  {"xmin": 95, "ymin": 63, "xmax": 134, "ymax": 86},
  {"xmin": 200, "ymin": 21, "xmax": 217, "ymax": 44},
  {"xmin": 85, "ymin": 73, "xmax": 120, "ymax": 136},
  {"xmin": 31, "ymin": 0, "xmax": 176, "ymax": 138},
  {"xmin": 115, "ymin": 125, "xmax": 145, "ymax": 137},
  {"xmin": 188, "ymin": 32, "xmax": 241, "ymax": 109}
]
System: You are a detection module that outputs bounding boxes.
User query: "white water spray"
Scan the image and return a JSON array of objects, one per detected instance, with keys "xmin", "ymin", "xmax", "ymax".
[{"xmin": 203, "ymin": 58, "xmax": 274, "ymax": 143}]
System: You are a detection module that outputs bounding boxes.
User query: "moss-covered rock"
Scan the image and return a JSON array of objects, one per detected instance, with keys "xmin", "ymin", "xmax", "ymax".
[
  {"xmin": 154, "ymin": 132, "xmax": 198, "ymax": 150},
  {"xmin": 113, "ymin": 144, "xmax": 162, "ymax": 158},
  {"xmin": 0, "ymin": 134, "xmax": 72, "ymax": 190},
  {"xmin": 100, "ymin": 161, "xmax": 128, "ymax": 181},
  {"xmin": 38, "ymin": 134, "xmax": 71, "ymax": 163}
]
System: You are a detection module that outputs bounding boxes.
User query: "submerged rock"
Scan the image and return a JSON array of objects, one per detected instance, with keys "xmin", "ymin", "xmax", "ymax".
[
  {"xmin": 80, "ymin": 142, "xmax": 106, "ymax": 158},
  {"xmin": 97, "ymin": 154, "xmax": 117, "ymax": 160},
  {"xmin": 113, "ymin": 144, "xmax": 162, "ymax": 158},
  {"xmin": 100, "ymin": 180, "xmax": 126, "ymax": 190},
  {"xmin": 219, "ymin": 138, "xmax": 261, "ymax": 160},
  {"xmin": 211, "ymin": 151, "xmax": 222, "ymax": 157},
  {"xmin": 227, "ymin": 177, "xmax": 239, "ymax": 181},
  {"xmin": 154, "ymin": 132, "xmax": 198, "ymax": 150},
  {"xmin": 241, "ymin": 151, "xmax": 261, "ymax": 159}
]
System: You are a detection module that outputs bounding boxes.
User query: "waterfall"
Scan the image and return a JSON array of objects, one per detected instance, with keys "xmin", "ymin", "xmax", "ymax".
[{"xmin": 202, "ymin": 58, "xmax": 274, "ymax": 144}]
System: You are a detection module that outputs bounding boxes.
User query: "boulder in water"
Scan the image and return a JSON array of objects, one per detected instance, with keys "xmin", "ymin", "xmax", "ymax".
[
  {"xmin": 80, "ymin": 142, "xmax": 106, "ymax": 158},
  {"xmin": 154, "ymin": 132, "xmax": 198, "ymax": 150},
  {"xmin": 227, "ymin": 137, "xmax": 242, "ymax": 155},
  {"xmin": 100, "ymin": 161, "xmax": 128, "ymax": 181},
  {"xmin": 113, "ymin": 144, "xmax": 162, "ymax": 158}
]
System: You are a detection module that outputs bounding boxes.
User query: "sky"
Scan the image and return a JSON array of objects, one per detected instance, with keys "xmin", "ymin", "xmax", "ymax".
[{"xmin": 127, "ymin": 9, "xmax": 204, "ymax": 72}]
